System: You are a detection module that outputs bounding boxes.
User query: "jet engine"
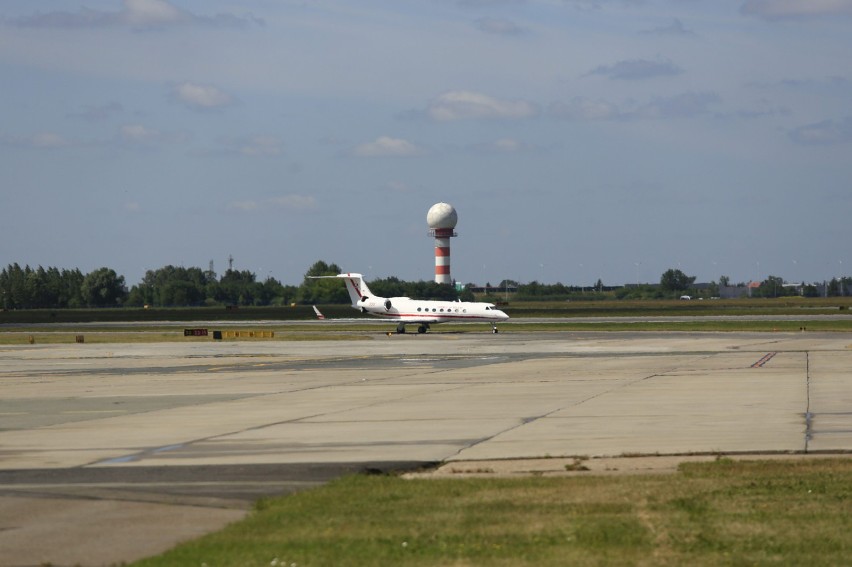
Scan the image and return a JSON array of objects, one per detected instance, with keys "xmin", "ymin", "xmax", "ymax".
[{"xmin": 384, "ymin": 299, "xmax": 392, "ymax": 311}]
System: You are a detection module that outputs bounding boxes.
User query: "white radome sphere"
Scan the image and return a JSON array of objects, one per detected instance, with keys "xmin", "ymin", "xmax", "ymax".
[{"xmin": 426, "ymin": 202, "xmax": 458, "ymax": 229}]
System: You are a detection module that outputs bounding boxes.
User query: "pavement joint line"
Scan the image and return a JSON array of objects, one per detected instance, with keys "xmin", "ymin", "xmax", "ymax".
[
  {"xmin": 805, "ymin": 351, "xmax": 812, "ymax": 453},
  {"xmin": 2, "ymin": 331, "xmax": 851, "ymax": 566}
]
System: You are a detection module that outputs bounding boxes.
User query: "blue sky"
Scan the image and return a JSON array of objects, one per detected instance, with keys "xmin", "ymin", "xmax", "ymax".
[{"xmin": 2, "ymin": 0, "xmax": 851, "ymax": 287}]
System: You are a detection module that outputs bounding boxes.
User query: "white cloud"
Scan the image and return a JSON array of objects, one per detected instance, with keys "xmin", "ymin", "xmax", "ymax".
[
  {"xmin": 427, "ymin": 91, "xmax": 538, "ymax": 121},
  {"xmin": 352, "ymin": 136, "xmax": 424, "ymax": 157},
  {"xmin": 470, "ymin": 138, "xmax": 535, "ymax": 154},
  {"xmin": 741, "ymin": 0, "xmax": 852, "ymax": 20},
  {"xmin": 172, "ymin": 82, "xmax": 234, "ymax": 110},
  {"xmin": 11, "ymin": 0, "xmax": 262, "ymax": 29},
  {"xmin": 123, "ymin": 0, "xmax": 184, "ymax": 27}
]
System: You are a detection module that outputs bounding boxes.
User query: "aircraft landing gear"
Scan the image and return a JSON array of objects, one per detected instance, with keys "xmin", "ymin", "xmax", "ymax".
[
  {"xmin": 391, "ymin": 324, "xmax": 428, "ymax": 335},
  {"xmin": 492, "ymin": 324, "xmax": 499, "ymax": 334}
]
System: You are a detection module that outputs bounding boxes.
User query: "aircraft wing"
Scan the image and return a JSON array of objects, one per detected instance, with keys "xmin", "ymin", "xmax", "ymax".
[{"xmin": 373, "ymin": 314, "xmax": 442, "ymax": 324}]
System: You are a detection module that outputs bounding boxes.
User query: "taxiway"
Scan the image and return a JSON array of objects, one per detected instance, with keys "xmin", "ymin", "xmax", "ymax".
[{"xmin": 1, "ymin": 330, "xmax": 851, "ymax": 565}]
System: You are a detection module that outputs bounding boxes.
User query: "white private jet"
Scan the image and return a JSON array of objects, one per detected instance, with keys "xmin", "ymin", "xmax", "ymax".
[{"xmin": 310, "ymin": 273, "xmax": 509, "ymax": 334}]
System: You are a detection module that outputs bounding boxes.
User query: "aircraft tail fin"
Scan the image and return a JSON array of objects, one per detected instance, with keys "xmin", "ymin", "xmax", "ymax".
[
  {"xmin": 312, "ymin": 305, "xmax": 325, "ymax": 320},
  {"xmin": 308, "ymin": 273, "xmax": 374, "ymax": 307},
  {"xmin": 338, "ymin": 273, "xmax": 373, "ymax": 306}
]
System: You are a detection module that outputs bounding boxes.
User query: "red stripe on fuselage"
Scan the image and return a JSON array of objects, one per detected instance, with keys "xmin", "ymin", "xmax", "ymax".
[{"xmin": 371, "ymin": 312, "xmax": 500, "ymax": 322}]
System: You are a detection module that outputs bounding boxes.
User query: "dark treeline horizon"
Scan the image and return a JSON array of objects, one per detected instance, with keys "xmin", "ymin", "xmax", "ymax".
[
  {"xmin": 0, "ymin": 261, "xmax": 473, "ymax": 310},
  {"xmin": 2, "ymin": 261, "xmax": 849, "ymax": 310}
]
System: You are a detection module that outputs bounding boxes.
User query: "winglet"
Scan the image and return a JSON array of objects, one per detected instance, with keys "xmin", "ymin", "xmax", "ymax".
[{"xmin": 312, "ymin": 305, "xmax": 326, "ymax": 320}]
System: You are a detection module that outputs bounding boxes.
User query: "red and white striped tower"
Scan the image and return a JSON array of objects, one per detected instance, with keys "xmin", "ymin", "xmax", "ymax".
[{"xmin": 426, "ymin": 202, "xmax": 458, "ymax": 285}]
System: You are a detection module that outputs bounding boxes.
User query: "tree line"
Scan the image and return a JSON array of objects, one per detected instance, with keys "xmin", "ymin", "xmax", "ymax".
[
  {"xmin": 1, "ymin": 264, "xmax": 105, "ymax": 309},
  {"xmin": 0, "ymin": 261, "xmax": 470, "ymax": 310},
  {"xmin": 508, "ymin": 269, "xmax": 851, "ymax": 300},
  {"xmin": 3, "ymin": 262, "xmax": 848, "ymax": 310}
]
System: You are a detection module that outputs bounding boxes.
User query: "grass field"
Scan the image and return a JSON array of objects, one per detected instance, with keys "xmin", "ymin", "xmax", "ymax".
[
  {"xmin": 2, "ymin": 297, "xmax": 852, "ymax": 325},
  {"xmin": 3, "ymin": 319, "xmax": 852, "ymax": 344},
  {"xmin": 133, "ymin": 458, "xmax": 851, "ymax": 567},
  {"xmin": 501, "ymin": 297, "xmax": 852, "ymax": 318},
  {"xmin": 2, "ymin": 297, "xmax": 852, "ymax": 343}
]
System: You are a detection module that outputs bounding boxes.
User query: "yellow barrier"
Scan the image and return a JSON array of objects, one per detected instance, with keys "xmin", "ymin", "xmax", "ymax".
[{"xmin": 221, "ymin": 330, "xmax": 275, "ymax": 339}]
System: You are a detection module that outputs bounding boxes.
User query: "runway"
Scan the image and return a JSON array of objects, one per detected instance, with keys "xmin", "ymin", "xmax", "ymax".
[{"xmin": 2, "ymin": 330, "xmax": 851, "ymax": 565}]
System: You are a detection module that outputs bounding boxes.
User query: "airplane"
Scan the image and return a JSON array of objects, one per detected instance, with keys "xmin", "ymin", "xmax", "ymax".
[{"xmin": 309, "ymin": 273, "xmax": 509, "ymax": 334}]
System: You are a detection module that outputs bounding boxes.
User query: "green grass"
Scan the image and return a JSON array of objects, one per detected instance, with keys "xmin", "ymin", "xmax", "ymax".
[
  {"xmin": 133, "ymin": 458, "xmax": 852, "ymax": 567},
  {"xmin": 3, "ymin": 319, "xmax": 852, "ymax": 344},
  {"xmin": 2, "ymin": 297, "xmax": 852, "ymax": 325},
  {"xmin": 0, "ymin": 304, "xmax": 326, "ymax": 324},
  {"xmin": 0, "ymin": 328, "xmax": 370, "ymax": 345},
  {"xmin": 500, "ymin": 319, "xmax": 852, "ymax": 333},
  {"xmin": 500, "ymin": 297, "xmax": 852, "ymax": 318},
  {"xmin": 3, "ymin": 297, "xmax": 852, "ymax": 342}
]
